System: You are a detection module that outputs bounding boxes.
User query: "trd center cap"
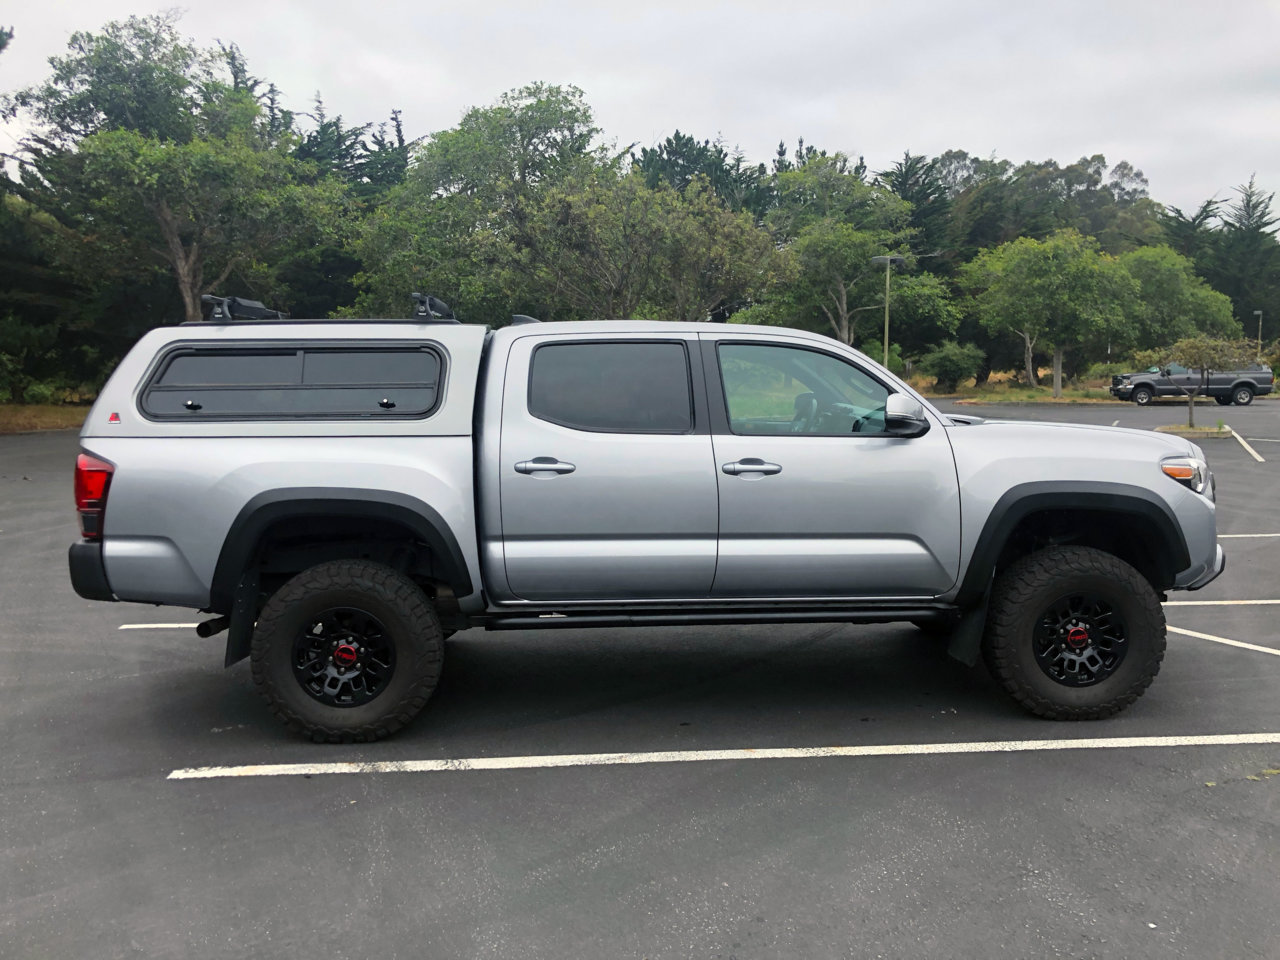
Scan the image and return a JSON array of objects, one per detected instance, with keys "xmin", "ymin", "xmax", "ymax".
[
  {"xmin": 334, "ymin": 644, "xmax": 359, "ymax": 667},
  {"xmin": 1066, "ymin": 627, "xmax": 1090, "ymax": 650}
]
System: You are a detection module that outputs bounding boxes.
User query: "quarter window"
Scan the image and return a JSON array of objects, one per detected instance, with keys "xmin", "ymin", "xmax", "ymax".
[
  {"xmin": 528, "ymin": 341, "xmax": 694, "ymax": 433},
  {"xmin": 141, "ymin": 345, "xmax": 443, "ymax": 420}
]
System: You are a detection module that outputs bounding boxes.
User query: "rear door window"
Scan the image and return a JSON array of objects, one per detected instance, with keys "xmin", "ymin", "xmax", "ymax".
[{"xmin": 528, "ymin": 341, "xmax": 694, "ymax": 433}]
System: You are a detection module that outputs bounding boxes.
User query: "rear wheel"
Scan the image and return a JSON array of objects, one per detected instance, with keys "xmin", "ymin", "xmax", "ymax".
[
  {"xmin": 250, "ymin": 559, "xmax": 443, "ymax": 742},
  {"xmin": 982, "ymin": 546, "xmax": 1165, "ymax": 720},
  {"xmin": 1233, "ymin": 385, "xmax": 1254, "ymax": 406},
  {"xmin": 1131, "ymin": 386, "xmax": 1154, "ymax": 406}
]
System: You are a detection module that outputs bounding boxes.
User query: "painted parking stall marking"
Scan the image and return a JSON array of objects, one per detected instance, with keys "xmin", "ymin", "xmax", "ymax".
[
  {"xmin": 168, "ymin": 732, "xmax": 1280, "ymax": 780},
  {"xmin": 1167, "ymin": 626, "xmax": 1280, "ymax": 657},
  {"xmin": 119, "ymin": 623, "xmax": 200, "ymax": 630}
]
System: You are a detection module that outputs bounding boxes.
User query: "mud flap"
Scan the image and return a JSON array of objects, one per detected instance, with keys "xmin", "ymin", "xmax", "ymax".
[
  {"xmin": 947, "ymin": 589, "xmax": 991, "ymax": 667},
  {"xmin": 223, "ymin": 569, "xmax": 259, "ymax": 667}
]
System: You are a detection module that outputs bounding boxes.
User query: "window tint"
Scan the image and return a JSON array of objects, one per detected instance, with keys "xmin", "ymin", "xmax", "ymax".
[
  {"xmin": 529, "ymin": 341, "xmax": 693, "ymax": 433},
  {"xmin": 159, "ymin": 352, "xmax": 300, "ymax": 386},
  {"xmin": 718, "ymin": 343, "xmax": 889, "ymax": 436},
  {"xmin": 142, "ymin": 345, "xmax": 442, "ymax": 420},
  {"xmin": 302, "ymin": 350, "xmax": 437, "ymax": 385}
]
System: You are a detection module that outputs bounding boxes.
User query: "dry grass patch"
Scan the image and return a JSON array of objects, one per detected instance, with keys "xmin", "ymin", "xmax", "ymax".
[{"xmin": 0, "ymin": 405, "xmax": 87, "ymax": 434}]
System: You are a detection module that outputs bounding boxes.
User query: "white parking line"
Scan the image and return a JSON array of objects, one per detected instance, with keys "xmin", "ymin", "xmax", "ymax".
[
  {"xmin": 119, "ymin": 623, "xmax": 199, "ymax": 630},
  {"xmin": 1230, "ymin": 428, "xmax": 1266, "ymax": 462},
  {"xmin": 1247, "ymin": 438, "xmax": 1280, "ymax": 443},
  {"xmin": 1111, "ymin": 420, "xmax": 1120, "ymax": 427},
  {"xmin": 1218, "ymin": 534, "xmax": 1280, "ymax": 538},
  {"xmin": 1168, "ymin": 625, "xmax": 1280, "ymax": 657},
  {"xmin": 1165, "ymin": 599, "xmax": 1280, "ymax": 605},
  {"xmin": 166, "ymin": 732, "xmax": 1280, "ymax": 780}
]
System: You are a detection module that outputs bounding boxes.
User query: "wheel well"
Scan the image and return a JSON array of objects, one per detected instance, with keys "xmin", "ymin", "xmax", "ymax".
[{"xmin": 992, "ymin": 508, "xmax": 1176, "ymax": 593}]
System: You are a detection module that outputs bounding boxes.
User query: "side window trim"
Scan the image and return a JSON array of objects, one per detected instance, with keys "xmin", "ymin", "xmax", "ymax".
[{"xmin": 526, "ymin": 338, "xmax": 706, "ymax": 436}]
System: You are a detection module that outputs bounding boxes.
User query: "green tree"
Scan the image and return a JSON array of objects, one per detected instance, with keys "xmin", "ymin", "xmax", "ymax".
[
  {"xmin": 919, "ymin": 340, "xmax": 984, "ymax": 392},
  {"xmin": 67, "ymin": 126, "xmax": 349, "ymax": 321},
  {"xmin": 877, "ymin": 152, "xmax": 951, "ymax": 259},
  {"xmin": 963, "ymin": 230, "xmax": 1137, "ymax": 395},
  {"xmin": 507, "ymin": 172, "xmax": 778, "ymax": 322},
  {"xmin": 1118, "ymin": 245, "xmax": 1238, "ymax": 349}
]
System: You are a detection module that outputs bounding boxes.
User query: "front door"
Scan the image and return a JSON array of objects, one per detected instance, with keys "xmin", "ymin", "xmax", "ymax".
[
  {"xmin": 497, "ymin": 334, "xmax": 718, "ymax": 601},
  {"xmin": 704, "ymin": 334, "xmax": 961, "ymax": 599}
]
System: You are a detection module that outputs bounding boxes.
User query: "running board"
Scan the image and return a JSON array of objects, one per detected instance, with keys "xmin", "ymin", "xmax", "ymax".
[{"xmin": 482, "ymin": 604, "xmax": 958, "ymax": 631}]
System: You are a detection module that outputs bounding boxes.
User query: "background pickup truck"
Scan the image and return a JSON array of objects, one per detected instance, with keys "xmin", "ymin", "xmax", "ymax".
[
  {"xmin": 1111, "ymin": 363, "xmax": 1274, "ymax": 405},
  {"xmin": 69, "ymin": 315, "xmax": 1225, "ymax": 741}
]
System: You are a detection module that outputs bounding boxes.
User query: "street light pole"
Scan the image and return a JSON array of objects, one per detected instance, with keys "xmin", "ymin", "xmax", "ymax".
[
  {"xmin": 870, "ymin": 255, "xmax": 906, "ymax": 368},
  {"xmin": 1254, "ymin": 310, "xmax": 1263, "ymax": 359}
]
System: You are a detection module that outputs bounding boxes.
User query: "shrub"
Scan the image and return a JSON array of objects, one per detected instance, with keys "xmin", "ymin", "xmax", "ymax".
[{"xmin": 919, "ymin": 340, "xmax": 985, "ymax": 393}]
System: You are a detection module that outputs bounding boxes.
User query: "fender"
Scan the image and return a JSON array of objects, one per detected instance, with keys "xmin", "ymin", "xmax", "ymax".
[
  {"xmin": 953, "ymin": 481, "xmax": 1190, "ymax": 609},
  {"xmin": 209, "ymin": 487, "xmax": 475, "ymax": 615}
]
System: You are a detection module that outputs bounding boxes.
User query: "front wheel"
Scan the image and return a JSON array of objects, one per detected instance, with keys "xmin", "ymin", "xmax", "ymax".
[
  {"xmin": 250, "ymin": 559, "xmax": 444, "ymax": 742},
  {"xmin": 1215, "ymin": 395, "xmax": 1232, "ymax": 406},
  {"xmin": 1233, "ymin": 386, "xmax": 1254, "ymax": 406},
  {"xmin": 982, "ymin": 546, "xmax": 1165, "ymax": 720},
  {"xmin": 1131, "ymin": 386, "xmax": 1154, "ymax": 406}
]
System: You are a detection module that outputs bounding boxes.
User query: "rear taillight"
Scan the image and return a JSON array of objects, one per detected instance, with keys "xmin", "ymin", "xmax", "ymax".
[{"xmin": 74, "ymin": 453, "xmax": 114, "ymax": 540}]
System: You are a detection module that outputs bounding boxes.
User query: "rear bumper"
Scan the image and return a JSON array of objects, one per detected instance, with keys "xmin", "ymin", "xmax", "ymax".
[{"xmin": 68, "ymin": 540, "xmax": 116, "ymax": 602}]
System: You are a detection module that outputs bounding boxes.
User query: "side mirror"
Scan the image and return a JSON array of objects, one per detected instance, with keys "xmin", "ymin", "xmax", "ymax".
[{"xmin": 884, "ymin": 394, "xmax": 930, "ymax": 438}]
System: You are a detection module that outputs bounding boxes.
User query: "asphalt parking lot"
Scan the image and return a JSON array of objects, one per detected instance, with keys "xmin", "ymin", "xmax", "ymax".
[{"xmin": 2, "ymin": 401, "xmax": 1277, "ymax": 960}]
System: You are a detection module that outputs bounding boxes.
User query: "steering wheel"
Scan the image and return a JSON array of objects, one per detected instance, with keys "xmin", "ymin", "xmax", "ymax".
[{"xmin": 790, "ymin": 393, "xmax": 818, "ymax": 433}]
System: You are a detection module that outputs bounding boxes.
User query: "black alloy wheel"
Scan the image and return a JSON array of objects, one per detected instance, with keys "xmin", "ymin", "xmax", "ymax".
[
  {"xmin": 1031, "ymin": 593, "xmax": 1127, "ymax": 687},
  {"xmin": 292, "ymin": 606, "xmax": 396, "ymax": 707},
  {"xmin": 251, "ymin": 559, "xmax": 444, "ymax": 742},
  {"xmin": 982, "ymin": 545, "xmax": 1165, "ymax": 720}
]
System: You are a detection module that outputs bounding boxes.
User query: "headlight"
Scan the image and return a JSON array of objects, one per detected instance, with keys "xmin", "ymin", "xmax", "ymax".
[{"xmin": 1161, "ymin": 456, "xmax": 1210, "ymax": 495}]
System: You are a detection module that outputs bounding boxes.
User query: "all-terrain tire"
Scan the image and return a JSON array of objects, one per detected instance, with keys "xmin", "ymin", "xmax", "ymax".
[
  {"xmin": 1233, "ymin": 385, "xmax": 1254, "ymax": 406},
  {"xmin": 1131, "ymin": 386, "xmax": 1154, "ymax": 406},
  {"xmin": 250, "ymin": 559, "xmax": 443, "ymax": 742},
  {"xmin": 982, "ymin": 546, "xmax": 1165, "ymax": 720}
]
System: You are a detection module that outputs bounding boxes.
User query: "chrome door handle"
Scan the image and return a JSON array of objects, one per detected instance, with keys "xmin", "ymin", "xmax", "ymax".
[
  {"xmin": 722, "ymin": 458, "xmax": 782, "ymax": 476},
  {"xmin": 515, "ymin": 457, "xmax": 576, "ymax": 475}
]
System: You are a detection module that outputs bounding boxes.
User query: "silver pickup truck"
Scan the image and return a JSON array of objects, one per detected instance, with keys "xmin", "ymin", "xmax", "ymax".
[
  {"xmin": 68, "ymin": 315, "xmax": 1225, "ymax": 740},
  {"xmin": 1111, "ymin": 363, "xmax": 1274, "ymax": 405}
]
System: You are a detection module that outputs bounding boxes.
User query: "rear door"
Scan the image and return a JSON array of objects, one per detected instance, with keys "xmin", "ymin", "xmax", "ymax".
[
  {"xmin": 702, "ymin": 333, "xmax": 961, "ymax": 599},
  {"xmin": 497, "ymin": 333, "xmax": 718, "ymax": 600}
]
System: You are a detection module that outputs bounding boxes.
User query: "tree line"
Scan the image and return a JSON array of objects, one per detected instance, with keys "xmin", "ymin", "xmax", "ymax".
[{"xmin": 1, "ymin": 14, "xmax": 1276, "ymax": 403}]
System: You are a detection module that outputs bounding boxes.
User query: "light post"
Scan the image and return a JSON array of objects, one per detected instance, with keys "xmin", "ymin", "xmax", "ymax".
[
  {"xmin": 1254, "ymin": 309, "xmax": 1263, "ymax": 359},
  {"xmin": 870, "ymin": 255, "xmax": 906, "ymax": 367}
]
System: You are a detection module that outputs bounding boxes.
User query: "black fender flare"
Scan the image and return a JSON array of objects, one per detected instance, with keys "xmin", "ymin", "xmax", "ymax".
[
  {"xmin": 953, "ymin": 481, "xmax": 1190, "ymax": 609},
  {"xmin": 209, "ymin": 487, "xmax": 475, "ymax": 615}
]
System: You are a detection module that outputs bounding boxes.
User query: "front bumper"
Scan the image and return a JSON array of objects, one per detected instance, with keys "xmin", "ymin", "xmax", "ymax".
[
  {"xmin": 1185, "ymin": 544, "xmax": 1226, "ymax": 591},
  {"xmin": 1110, "ymin": 384, "xmax": 1133, "ymax": 399}
]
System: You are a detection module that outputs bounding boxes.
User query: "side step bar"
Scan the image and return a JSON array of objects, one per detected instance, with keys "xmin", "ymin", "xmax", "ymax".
[{"xmin": 482, "ymin": 605, "xmax": 958, "ymax": 631}]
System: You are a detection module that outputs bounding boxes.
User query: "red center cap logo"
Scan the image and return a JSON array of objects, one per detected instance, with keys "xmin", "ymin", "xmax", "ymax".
[
  {"xmin": 334, "ymin": 644, "xmax": 358, "ymax": 667},
  {"xmin": 1066, "ymin": 627, "xmax": 1090, "ymax": 649}
]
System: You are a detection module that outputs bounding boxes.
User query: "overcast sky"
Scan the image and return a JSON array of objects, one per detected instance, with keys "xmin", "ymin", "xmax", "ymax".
[{"xmin": 4, "ymin": 1, "xmax": 1279, "ymax": 213}]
